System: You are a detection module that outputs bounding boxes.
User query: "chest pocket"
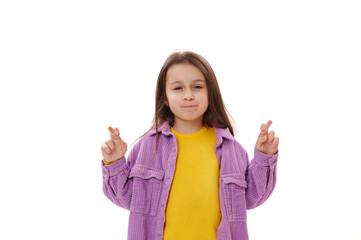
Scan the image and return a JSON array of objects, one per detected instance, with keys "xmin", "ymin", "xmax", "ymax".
[
  {"xmin": 220, "ymin": 173, "xmax": 248, "ymax": 222},
  {"xmin": 129, "ymin": 165, "xmax": 165, "ymax": 216}
]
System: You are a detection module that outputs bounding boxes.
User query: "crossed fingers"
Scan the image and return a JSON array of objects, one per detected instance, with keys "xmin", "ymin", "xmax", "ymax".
[
  {"xmin": 260, "ymin": 120, "xmax": 276, "ymax": 142},
  {"xmin": 257, "ymin": 120, "xmax": 279, "ymax": 155},
  {"xmin": 108, "ymin": 126, "xmax": 120, "ymax": 140}
]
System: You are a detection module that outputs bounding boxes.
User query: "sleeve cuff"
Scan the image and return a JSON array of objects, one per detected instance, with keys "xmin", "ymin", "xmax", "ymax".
[
  {"xmin": 254, "ymin": 147, "xmax": 279, "ymax": 169},
  {"xmin": 101, "ymin": 156, "xmax": 128, "ymax": 179}
]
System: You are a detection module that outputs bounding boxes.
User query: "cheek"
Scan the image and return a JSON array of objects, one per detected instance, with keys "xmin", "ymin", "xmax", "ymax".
[
  {"xmin": 204, "ymin": 99, "xmax": 209, "ymax": 108},
  {"xmin": 199, "ymin": 92, "xmax": 209, "ymax": 104},
  {"xmin": 166, "ymin": 95, "xmax": 177, "ymax": 107},
  {"xmin": 168, "ymin": 93, "xmax": 178, "ymax": 101},
  {"xmin": 164, "ymin": 91, "xmax": 171, "ymax": 105}
]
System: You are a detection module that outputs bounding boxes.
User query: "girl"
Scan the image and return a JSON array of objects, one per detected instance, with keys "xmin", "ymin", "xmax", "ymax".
[{"xmin": 101, "ymin": 50, "xmax": 279, "ymax": 240}]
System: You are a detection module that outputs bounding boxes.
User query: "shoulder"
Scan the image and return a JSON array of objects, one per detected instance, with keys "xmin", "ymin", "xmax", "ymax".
[
  {"xmin": 126, "ymin": 134, "xmax": 156, "ymax": 165},
  {"xmin": 233, "ymin": 139, "xmax": 248, "ymax": 158},
  {"xmin": 147, "ymin": 121, "xmax": 173, "ymax": 138},
  {"xmin": 133, "ymin": 124, "xmax": 171, "ymax": 151},
  {"xmin": 133, "ymin": 132, "xmax": 156, "ymax": 150},
  {"xmin": 215, "ymin": 132, "xmax": 250, "ymax": 173},
  {"xmin": 228, "ymin": 137, "xmax": 248, "ymax": 155},
  {"xmin": 214, "ymin": 126, "xmax": 237, "ymax": 144},
  {"xmin": 214, "ymin": 128, "xmax": 249, "ymax": 159}
]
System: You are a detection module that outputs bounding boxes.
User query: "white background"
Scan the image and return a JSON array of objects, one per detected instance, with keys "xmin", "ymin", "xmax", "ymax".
[{"xmin": 1, "ymin": 0, "xmax": 360, "ymax": 239}]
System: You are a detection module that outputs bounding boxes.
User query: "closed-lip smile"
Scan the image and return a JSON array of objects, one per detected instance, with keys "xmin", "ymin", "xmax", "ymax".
[{"xmin": 182, "ymin": 105, "xmax": 197, "ymax": 108}]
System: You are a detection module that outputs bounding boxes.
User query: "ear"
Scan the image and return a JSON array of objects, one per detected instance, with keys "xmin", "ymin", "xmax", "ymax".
[{"xmin": 164, "ymin": 100, "xmax": 169, "ymax": 106}]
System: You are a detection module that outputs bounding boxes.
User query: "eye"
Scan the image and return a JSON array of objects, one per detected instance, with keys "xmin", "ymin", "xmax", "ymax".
[
  {"xmin": 174, "ymin": 87, "xmax": 182, "ymax": 90},
  {"xmin": 194, "ymin": 85, "xmax": 202, "ymax": 89}
]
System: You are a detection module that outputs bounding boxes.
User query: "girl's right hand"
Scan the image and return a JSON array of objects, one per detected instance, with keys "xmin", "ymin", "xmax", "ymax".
[{"xmin": 101, "ymin": 126, "xmax": 128, "ymax": 163}]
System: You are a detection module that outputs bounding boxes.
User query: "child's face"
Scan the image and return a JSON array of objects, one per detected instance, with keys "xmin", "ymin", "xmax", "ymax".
[{"xmin": 165, "ymin": 63, "xmax": 209, "ymax": 126}]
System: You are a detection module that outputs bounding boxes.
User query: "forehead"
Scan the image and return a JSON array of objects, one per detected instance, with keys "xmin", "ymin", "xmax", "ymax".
[{"xmin": 166, "ymin": 63, "xmax": 205, "ymax": 83}]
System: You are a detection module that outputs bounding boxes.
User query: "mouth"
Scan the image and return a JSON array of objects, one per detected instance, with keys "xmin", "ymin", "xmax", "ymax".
[{"xmin": 182, "ymin": 105, "xmax": 197, "ymax": 108}]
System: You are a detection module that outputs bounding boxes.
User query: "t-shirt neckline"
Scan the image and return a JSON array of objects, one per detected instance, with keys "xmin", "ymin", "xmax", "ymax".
[{"xmin": 170, "ymin": 125, "xmax": 208, "ymax": 138}]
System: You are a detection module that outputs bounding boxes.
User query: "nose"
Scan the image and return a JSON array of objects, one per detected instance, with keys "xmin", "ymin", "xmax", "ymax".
[{"xmin": 183, "ymin": 90, "xmax": 194, "ymax": 100}]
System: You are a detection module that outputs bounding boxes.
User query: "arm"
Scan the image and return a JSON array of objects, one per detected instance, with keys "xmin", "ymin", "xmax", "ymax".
[
  {"xmin": 100, "ymin": 126, "xmax": 137, "ymax": 210},
  {"xmin": 101, "ymin": 156, "xmax": 133, "ymax": 209},
  {"xmin": 245, "ymin": 148, "xmax": 278, "ymax": 209},
  {"xmin": 245, "ymin": 120, "xmax": 280, "ymax": 209}
]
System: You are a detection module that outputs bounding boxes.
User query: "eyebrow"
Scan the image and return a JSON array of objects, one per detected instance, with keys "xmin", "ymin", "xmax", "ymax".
[{"xmin": 169, "ymin": 80, "xmax": 206, "ymax": 85}]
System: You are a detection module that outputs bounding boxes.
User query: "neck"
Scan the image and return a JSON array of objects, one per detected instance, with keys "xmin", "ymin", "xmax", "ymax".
[{"xmin": 172, "ymin": 118, "xmax": 204, "ymax": 134}]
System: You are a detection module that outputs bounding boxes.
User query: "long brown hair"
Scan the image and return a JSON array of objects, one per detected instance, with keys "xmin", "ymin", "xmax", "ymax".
[{"xmin": 133, "ymin": 50, "xmax": 236, "ymax": 169}]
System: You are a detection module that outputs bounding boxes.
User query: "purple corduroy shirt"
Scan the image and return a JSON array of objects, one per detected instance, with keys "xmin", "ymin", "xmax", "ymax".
[{"xmin": 102, "ymin": 121, "xmax": 279, "ymax": 240}]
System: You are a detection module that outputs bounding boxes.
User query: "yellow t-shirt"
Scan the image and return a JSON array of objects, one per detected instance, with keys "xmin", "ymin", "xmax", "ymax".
[{"xmin": 163, "ymin": 125, "xmax": 221, "ymax": 240}]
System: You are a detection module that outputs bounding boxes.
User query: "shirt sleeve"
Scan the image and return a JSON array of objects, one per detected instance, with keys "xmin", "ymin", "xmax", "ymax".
[
  {"xmin": 244, "ymin": 147, "xmax": 279, "ymax": 209},
  {"xmin": 102, "ymin": 156, "xmax": 132, "ymax": 210}
]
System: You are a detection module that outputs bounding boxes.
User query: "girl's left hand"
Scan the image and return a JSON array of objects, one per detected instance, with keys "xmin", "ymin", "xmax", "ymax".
[{"xmin": 255, "ymin": 120, "xmax": 279, "ymax": 155}]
